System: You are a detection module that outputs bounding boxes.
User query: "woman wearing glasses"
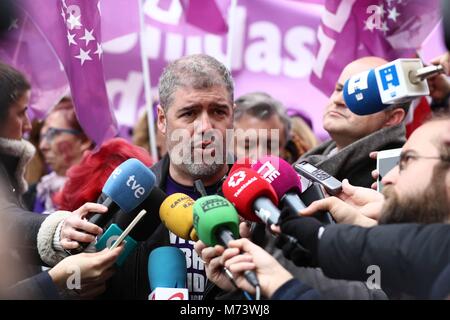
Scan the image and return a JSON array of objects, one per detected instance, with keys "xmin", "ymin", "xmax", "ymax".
[{"xmin": 25, "ymin": 97, "xmax": 94, "ymax": 213}]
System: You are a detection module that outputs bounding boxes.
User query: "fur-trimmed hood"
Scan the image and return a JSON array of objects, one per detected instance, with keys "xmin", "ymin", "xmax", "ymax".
[{"xmin": 0, "ymin": 138, "xmax": 36, "ymax": 194}]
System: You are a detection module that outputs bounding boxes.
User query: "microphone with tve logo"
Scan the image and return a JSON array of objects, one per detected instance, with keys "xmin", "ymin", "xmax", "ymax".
[
  {"xmin": 148, "ymin": 246, "xmax": 188, "ymax": 300},
  {"xmin": 69, "ymin": 158, "xmax": 156, "ymax": 254}
]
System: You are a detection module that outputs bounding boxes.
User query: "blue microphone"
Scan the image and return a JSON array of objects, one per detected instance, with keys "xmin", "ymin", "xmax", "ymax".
[
  {"xmin": 343, "ymin": 58, "xmax": 440, "ymax": 115},
  {"xmin": 147, "ymin": 247, "xmax": 188, "ymax": 300},
  {"xmin": 71, "ymin": 158, "xmax": 156, "ymax": 255},
  {"xmin": 343, "ymin": 68, "xmax": 389, "ymax": 115}
]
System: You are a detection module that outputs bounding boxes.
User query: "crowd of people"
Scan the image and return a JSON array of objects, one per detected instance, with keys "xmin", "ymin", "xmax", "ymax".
[{"xmin": 0, "ymin": 30, "xmax": 449, "ymax": 301}]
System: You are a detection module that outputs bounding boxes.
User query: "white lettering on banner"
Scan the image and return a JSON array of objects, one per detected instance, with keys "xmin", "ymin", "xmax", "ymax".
[
  {"xmin": 103, "ymin": 33, "xmax": 138, "ymax": 54},
  {"xmin": 322, "ymin": 0, "xmax": 356, "ymax": 33},
  {"xmin": 106, "ymin": 71, "xmax": 143, "ymax": 127},
  {"xmin": 142, "ymin": 5, "xmax": 315, "ymax": 78},
  {"xmin": 284, "ymin": 26, "xmax": 315, "ymax": 78},
  {"xmin": 143, "ymin": 0, "xmax": 182, "ymax": 25},
  {"xmin": 245, "ymin": 21, "xmax": 282, "ymax": 75},
  {"xmin": 104, "ymin": 3, "xmax": 320, "ymax": 126},
  {"xmin": 144, "ymin": 26, "xmax": 162, "ymax": 58},
  {"xmin": 186, "ymin": 36, "xmax": 202, "ymax": 56},
  {"xmin": 204, "ymin": 34, "xmax": 227, "ymax": 64},
  {"xmin": 165, "ymin": 32, "xmax": 183, "ymax": 61},
  {"xmin": 230, "ymin": 6, "xmax": 246, "ymax": 70},
  {"xmin": 313, "ymin": 0, "xmax": 356, "ymax": 78}
]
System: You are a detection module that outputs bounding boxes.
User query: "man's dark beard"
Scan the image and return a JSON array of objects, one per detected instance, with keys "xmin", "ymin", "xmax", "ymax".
[{"xmin": 379, "ymin": 165, "xmax": 450, "ymax": 224}]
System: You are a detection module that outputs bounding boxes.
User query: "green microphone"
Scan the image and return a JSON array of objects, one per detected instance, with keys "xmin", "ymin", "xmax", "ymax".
[{"xmin": 193, "ymin": 195, "xmax": 259, "ymax": 288}]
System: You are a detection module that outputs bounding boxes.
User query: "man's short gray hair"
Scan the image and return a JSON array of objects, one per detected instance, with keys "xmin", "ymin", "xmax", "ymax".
[
  {"xmin": 158, "ymin": 54, "xmax": 234, "ymax": 110},
  {"xmin": 384, "ymin": 101, "xmax": 411, "ymax": 119},
  {"xmin": 234, "ymin": 92, "xmax": 291, "ymax": 144}
]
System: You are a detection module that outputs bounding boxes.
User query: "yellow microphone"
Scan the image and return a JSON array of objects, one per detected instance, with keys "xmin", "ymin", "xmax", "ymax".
[{"xmin": 159, "ymin": 193, "xmax": 198, "ymax": 241}]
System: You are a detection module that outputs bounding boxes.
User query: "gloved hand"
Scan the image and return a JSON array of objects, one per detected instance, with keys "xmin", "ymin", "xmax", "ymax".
[{"xmin": 275, "ymin": 208, "xmax": 324, "ymax": 267}]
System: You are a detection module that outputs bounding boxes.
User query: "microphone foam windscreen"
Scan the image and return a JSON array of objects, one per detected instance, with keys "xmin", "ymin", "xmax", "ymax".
[
  {"xmin": 116, "ymin": 187, "xmax": 167, "ymax": 241},
  {"xmin": 251, "ymin": 155, "xmax": 302, "ymax": 198},
  {"xmin": 343, "ymin": 69, "xmax": 390, "ymax": 115},
  {"xmin": 222, "ymin": 167, "xmax": 278, "ymax": 222},
  {"xmin": 148, "ymin": 246, "xmax": 187, "ymax": 290},
  {"xmin": 102, "ymin": 158, "xmax": 155, "ymax": 213},
  {"xmin": 159, "ymin": 193, "xmax": 196, "ymax": 241},
  {"xmin": 193, "ymin": 195, "xmax": 239, "ymax": 246}
]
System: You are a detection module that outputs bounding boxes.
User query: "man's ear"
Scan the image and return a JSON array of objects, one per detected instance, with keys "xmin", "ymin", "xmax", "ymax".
[
  {"xmin": 384, "ymin": 108, "xmax": 406, "ymax": 127},
  {"xmin": 157, "ymin": 105, "xmax": 167, "ymax": 135}
]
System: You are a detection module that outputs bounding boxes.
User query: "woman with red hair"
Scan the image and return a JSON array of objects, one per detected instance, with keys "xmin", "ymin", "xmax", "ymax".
[{"xmin": 54, "ymin": 138, "xmax": 153, "ymax": 211}]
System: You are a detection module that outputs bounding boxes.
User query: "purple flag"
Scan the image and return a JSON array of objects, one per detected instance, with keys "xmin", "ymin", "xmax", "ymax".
[
  {"xmin": 0, "ymin": 10, "xmax": 68, "ymax": 119},
  {"xmin": 310, "ymin": 0, "xmax": 441, "ymax": 96},
  {"xmin": 19, "ymin": 0, "xmax": 118, "ymax": 146},
  {"xmin": 101, "ymin": 0, "xmax": 139, "ymax": 42},
  {"xmin": 182, "ymin": 0, "xmax": 229, "ymax": 35}
]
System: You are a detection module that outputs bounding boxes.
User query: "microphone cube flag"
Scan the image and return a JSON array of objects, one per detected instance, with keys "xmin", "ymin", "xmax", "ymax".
[
  {"xmin": 95, "ymin": 224, "xmax": 137, "ymax": 267},
  {"xmin": 222, "ymin": 168, "xmax": 278, "ymax": 222},
  {"xmin": 193, "ymin": 195, "xmax": 240, "ymax": 247},
  {"xmin": 102, "ymin": 158, "xmax": 155, "ymax": 213},
  {"xmin": 343, "ymin": 58, "xmax": 429, "ymax": 115},
  {"xmin": 251, "ymin": 155, "xmax": 302, "ymax": 198}
]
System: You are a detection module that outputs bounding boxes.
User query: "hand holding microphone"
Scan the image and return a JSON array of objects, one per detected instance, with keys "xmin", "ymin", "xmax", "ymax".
[
  {"xmin": 221, "ymin": 238, "xmax": 294, "ymax": 299},
  {"xmin": 193, "ymin": 195, "xmax": 261, "ymax": 297},
  {"xmin": 276, "ymin": 208, "xmax": 324, "ymax": 268},
  {"xmin": 62, "ymin": 158, "xmax": 156, "ymax": 255}
]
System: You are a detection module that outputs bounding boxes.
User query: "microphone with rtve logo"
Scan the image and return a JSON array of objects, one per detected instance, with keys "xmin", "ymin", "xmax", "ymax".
[{"xmin": 148, "ymin": 246, "xmax": 188, "ymax": 300}]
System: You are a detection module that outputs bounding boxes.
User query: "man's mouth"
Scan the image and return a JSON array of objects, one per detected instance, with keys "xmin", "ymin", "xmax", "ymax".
[{"xmin": 327, "ymin": 110, "xmax": 346, "ymax": 118}]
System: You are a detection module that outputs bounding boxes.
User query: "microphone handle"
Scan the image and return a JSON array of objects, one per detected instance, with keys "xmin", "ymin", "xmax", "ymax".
[
  {"xmin": 281, "ymin": 192, "xmax": 307, "ymax": 213},
  {"xmin": 253, "ymin": 197, "xmax": 280, "ymax": 225},
  {"xmin": 67, "ymin": 197, "xmax": 117, "ymax": 255},
  {"xmin": 215, "ymin": 227, "xmax": 260, "ymax": 288},
  {"xmin": 89, "ymin": 196, "xmax": 116, "ymax": 226}
]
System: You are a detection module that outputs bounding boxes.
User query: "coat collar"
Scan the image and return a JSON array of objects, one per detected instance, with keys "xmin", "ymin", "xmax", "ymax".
[{"xmin": 0, "ymin": 138, "xmax": 36, "ymax": 194}]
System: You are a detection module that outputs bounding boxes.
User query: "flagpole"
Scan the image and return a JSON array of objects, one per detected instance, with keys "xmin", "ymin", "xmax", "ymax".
[
  {"xmin": 138, "ymin": 0, "xmax": 159, "ymax": 162},
  {"xmin": 226, "ymin": 0, "xmax": 238, "ymax": 70}
]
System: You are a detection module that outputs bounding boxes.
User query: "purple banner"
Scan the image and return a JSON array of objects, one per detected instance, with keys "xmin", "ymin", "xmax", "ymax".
[
  {"xmin": 102, "ymin": 0, "xmax": 330, "ymax": 138},
  {"xmin": 310, "ymin": 0, "xmax": 441, "ymax": 96}
]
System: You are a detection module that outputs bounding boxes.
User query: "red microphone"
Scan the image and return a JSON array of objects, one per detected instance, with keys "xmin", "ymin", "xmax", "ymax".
[{"xmin": 222, "ymin": 167, "xmax": 280, "ymax": 225}]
